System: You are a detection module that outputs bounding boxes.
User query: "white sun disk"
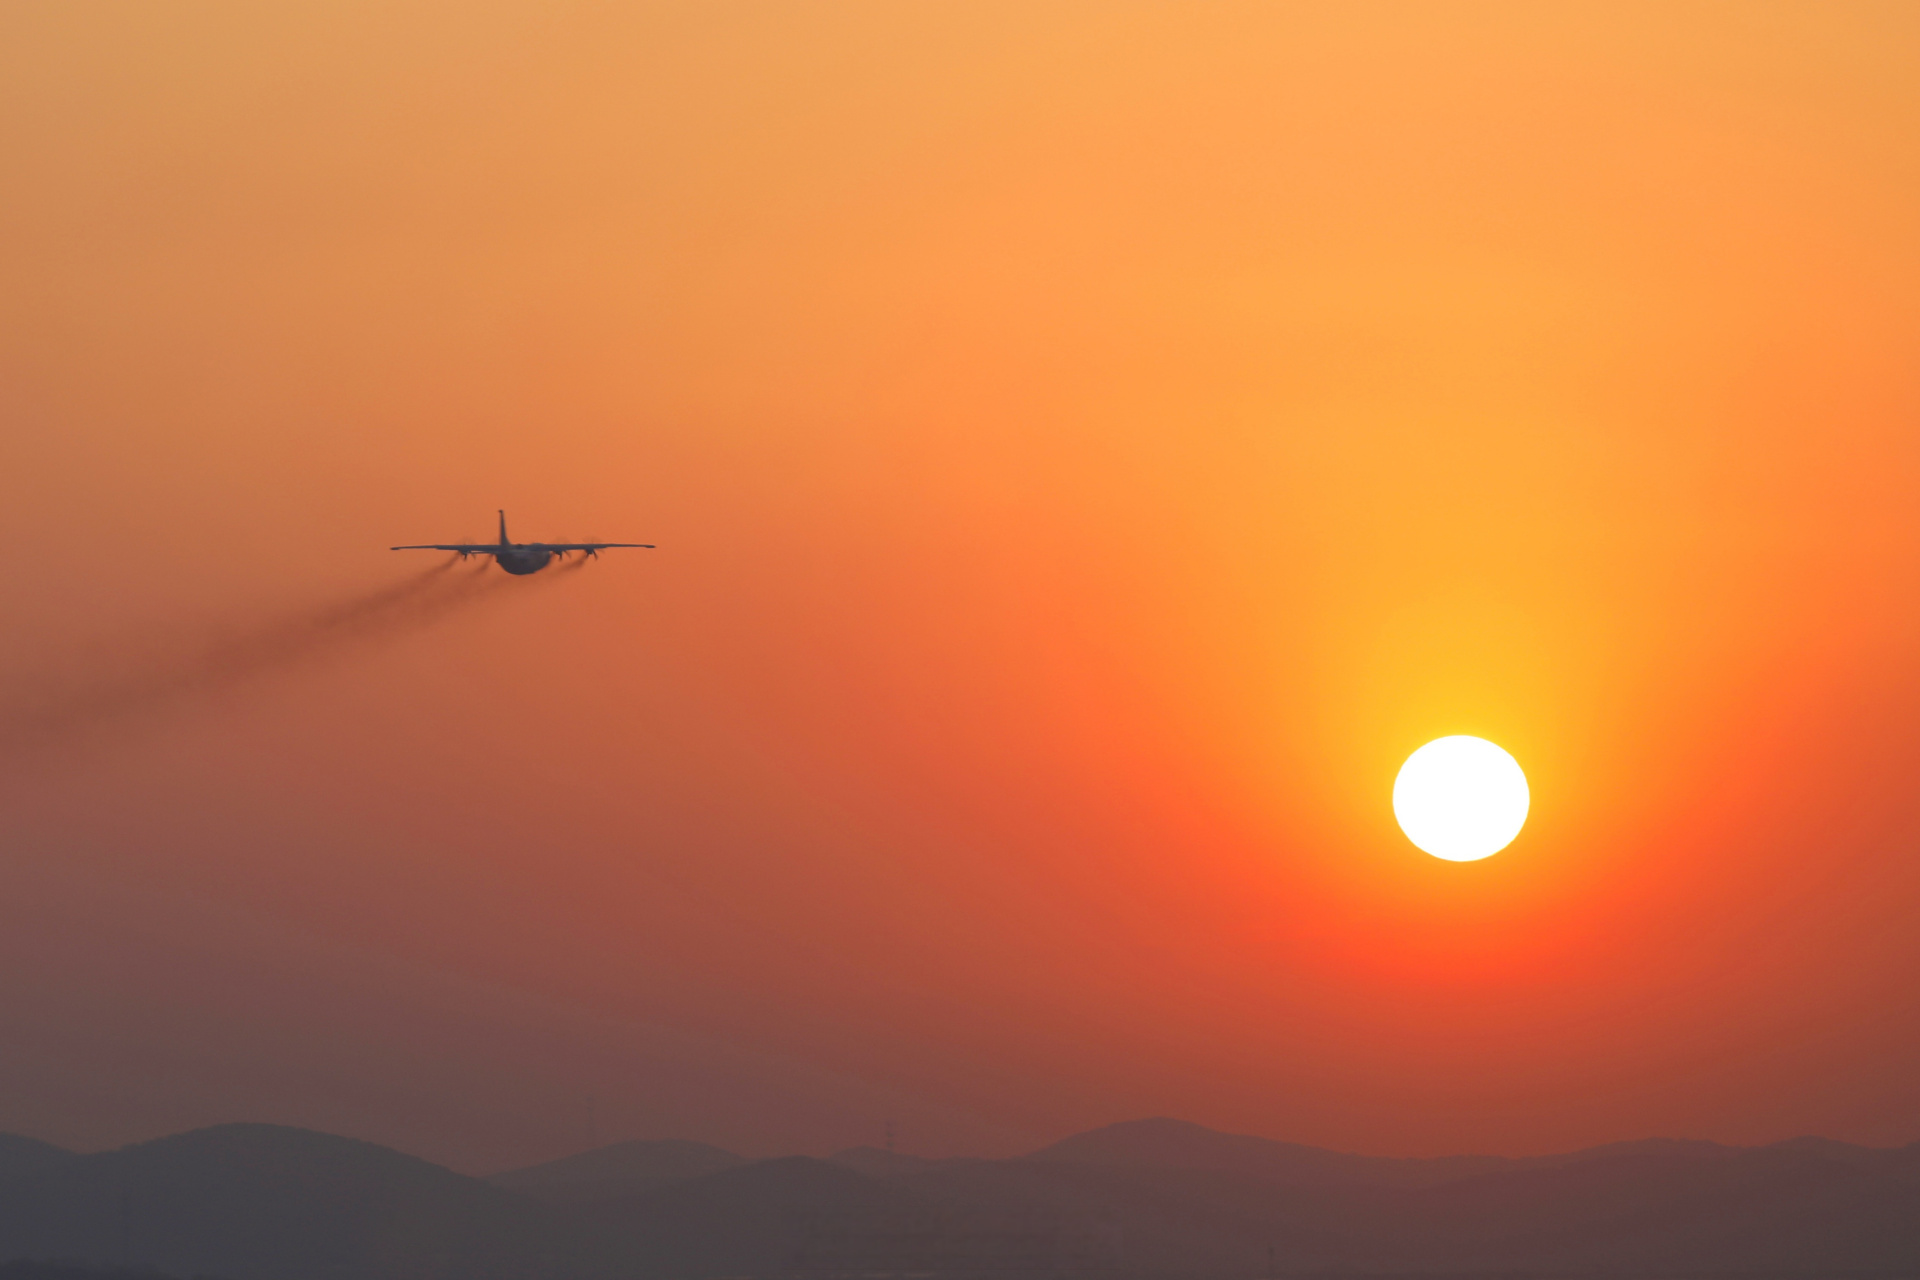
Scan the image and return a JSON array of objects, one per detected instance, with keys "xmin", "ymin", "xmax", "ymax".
[{"xmin": 1392, "ymin": 736, "xmax": 1529, "ymax": 862}]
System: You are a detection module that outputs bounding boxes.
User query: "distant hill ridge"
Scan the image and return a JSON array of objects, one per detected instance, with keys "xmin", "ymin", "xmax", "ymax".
[
  {"xmin": 0, "ymin": 1117, "xmax": 1915, "ymax": 1278},
  {"xmin": 0, "ymin": 1134, "xmax": 78, "ymax": 1183},
  {"xmin": 0, "ymin": 1123, "xmax": 555, "ymax": 1280},
  {"xmin": 1023, "ymin": 1116, "xmax": 1750, "ymax": 1186},
  {"xmin": 487, "ymin": 1138, "xmax": 744, "ymax": 1203}
]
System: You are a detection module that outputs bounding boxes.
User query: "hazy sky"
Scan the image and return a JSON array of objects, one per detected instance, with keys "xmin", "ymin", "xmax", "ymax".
[{"xmin": 2, "ymin": 1, "xmax": 1918, "ymax": 1173}]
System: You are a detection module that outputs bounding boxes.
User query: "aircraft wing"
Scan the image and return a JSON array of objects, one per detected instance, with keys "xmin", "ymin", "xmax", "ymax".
[
  {"xmin": 534, "ymin": 542, "xmax": 656, "ymax": 551},
  {"xmin": 390, "ymin": 543, "xmax": 499, "ymax": 552}
]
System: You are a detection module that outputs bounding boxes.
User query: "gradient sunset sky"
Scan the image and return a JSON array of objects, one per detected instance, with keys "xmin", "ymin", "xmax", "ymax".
[{"xmin": 2, "ymin": 2, "xmax": 1918, "ymax": 1174}]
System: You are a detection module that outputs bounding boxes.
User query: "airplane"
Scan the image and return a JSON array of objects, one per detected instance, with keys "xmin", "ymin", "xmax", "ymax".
[{"xmin": 392, "ymin": 510, "xmax": 654, "ymax": 575}]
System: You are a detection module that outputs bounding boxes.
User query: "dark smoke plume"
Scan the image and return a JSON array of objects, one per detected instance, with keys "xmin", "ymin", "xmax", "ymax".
[{"xmin": 0, "ymin": 558, "xmax": 557, "ymax": 757}]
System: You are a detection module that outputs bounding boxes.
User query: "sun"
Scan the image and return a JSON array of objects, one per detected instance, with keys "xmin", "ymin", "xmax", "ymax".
[{"xmin": 1392, "ymin": 736, "xmax": 1529, "ymax": 862}]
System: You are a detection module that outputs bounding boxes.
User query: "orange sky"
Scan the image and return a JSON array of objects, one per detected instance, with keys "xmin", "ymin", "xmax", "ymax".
[{"xmin": 2, "ymin": 1, "xmax": 1919, "ymax": 1173}]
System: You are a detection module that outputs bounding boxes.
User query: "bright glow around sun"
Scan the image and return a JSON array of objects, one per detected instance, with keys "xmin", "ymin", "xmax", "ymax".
[{"xmin": 1392, "ymin": 736, "xmax": 1529, "ymax": 862}]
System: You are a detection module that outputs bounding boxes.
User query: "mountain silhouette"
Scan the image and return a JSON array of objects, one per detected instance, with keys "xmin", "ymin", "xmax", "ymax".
[
  {"xmin": 488, "ymin": 1139, "xmax": 745, "ymax": 1203},
  {"xmin": 0, "ymin": 1136, "xmax": 77, "ymax": 1184},
  {"xmin": 573, "ymin": 1156, "xmax": 926, "ymax": 1277},
  {"xmin": 1026, "ymin": 1116, "xmax": 1521, "ymax": 1187},
  {"xmin": 0, "ymin": 1123, "xmax": 558, "ymax": 1280},
  {"xmin": 995, "ymin": 1122, "xmax": 1920, "ymax": 1272},
  {"xmin": 823, "ymin": 1145, "xmax": 939, "ymax": 1177},
  {"xmin": 1, "ymin": 1118, "xmax": 1917, "ymax": 1277}
]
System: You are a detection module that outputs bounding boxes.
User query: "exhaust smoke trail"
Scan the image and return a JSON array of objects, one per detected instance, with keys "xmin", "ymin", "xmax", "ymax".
[{"xmin": 0, "ymin": 558, "xmax": 573, "ymax": 758}]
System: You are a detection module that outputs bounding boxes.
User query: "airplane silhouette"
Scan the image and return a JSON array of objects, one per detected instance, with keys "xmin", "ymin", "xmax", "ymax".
[{"xmin": 392, "ymin": 511, "xmax": 654, "ymax": 575}]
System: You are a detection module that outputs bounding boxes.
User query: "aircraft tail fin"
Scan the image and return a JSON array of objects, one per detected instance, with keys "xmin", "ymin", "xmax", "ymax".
[{"xmin": 498, "ymin": 509, "xmax": 509, "ymax": 546}]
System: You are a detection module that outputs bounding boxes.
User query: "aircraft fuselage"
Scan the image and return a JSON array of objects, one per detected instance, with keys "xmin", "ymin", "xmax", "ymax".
[{"xmin": 494, "ymin": 546, "xmax": 554, "ymax": 575}]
